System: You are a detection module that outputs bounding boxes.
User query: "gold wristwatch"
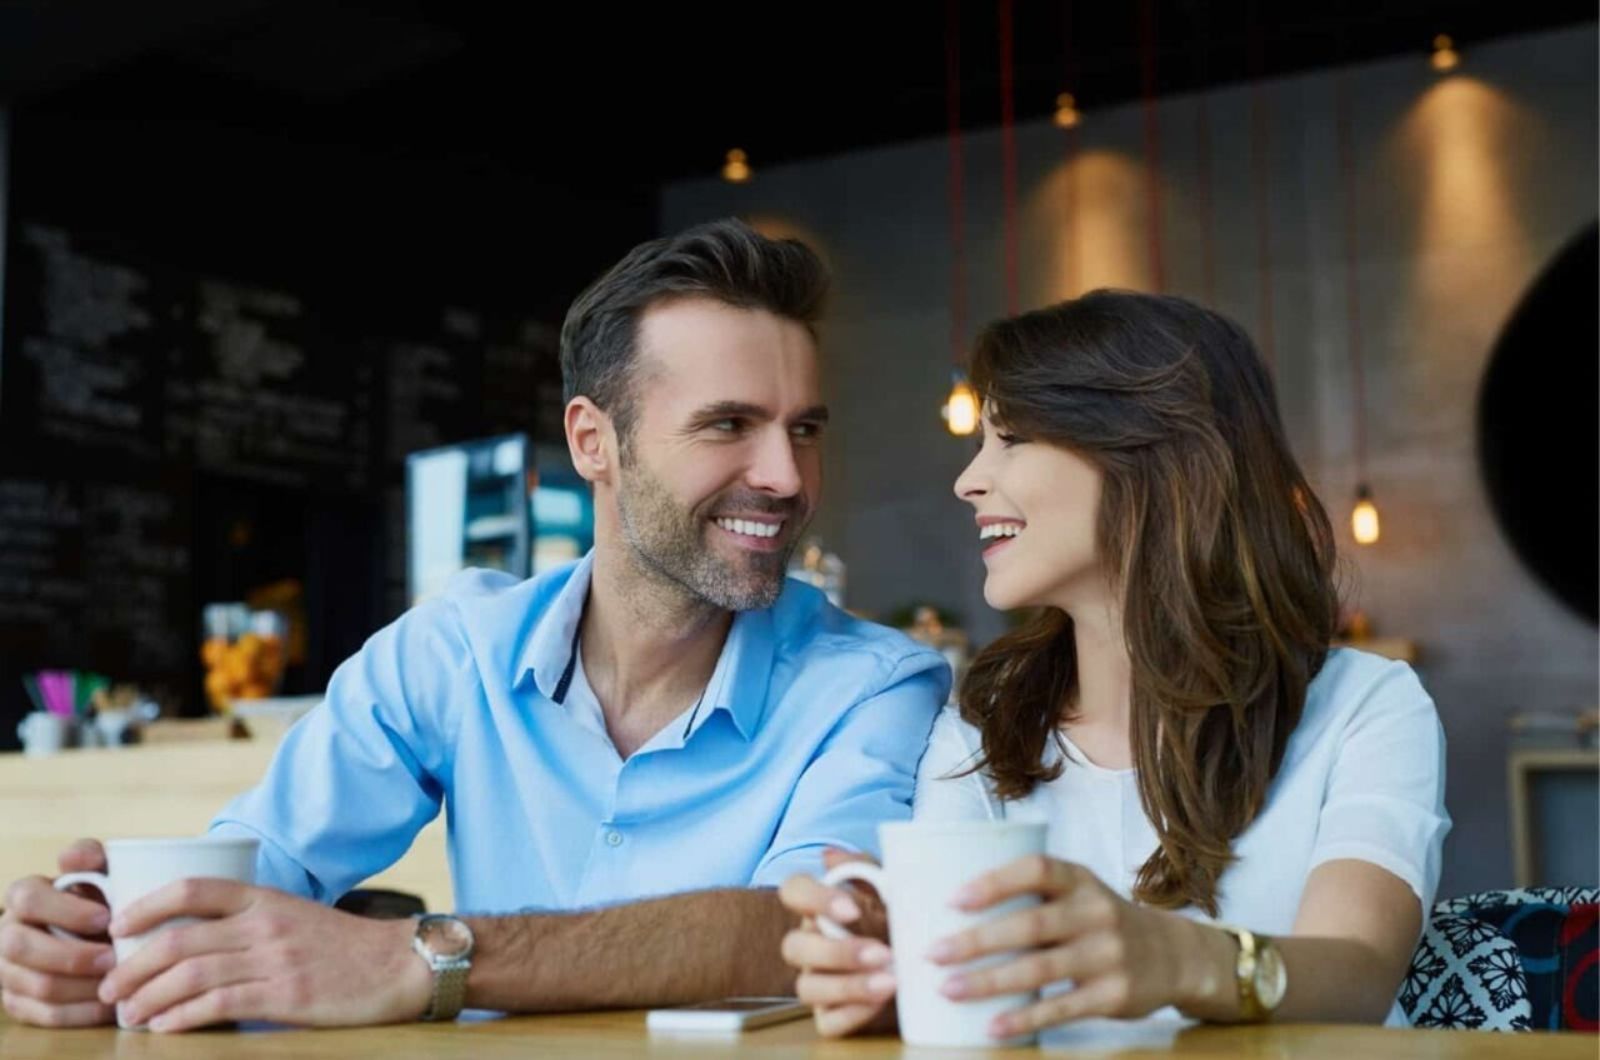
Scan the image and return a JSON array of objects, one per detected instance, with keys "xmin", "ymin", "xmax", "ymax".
[{"xmin": 1217, "ymin": 924, "xmax": 1287, "ymax": 1021}]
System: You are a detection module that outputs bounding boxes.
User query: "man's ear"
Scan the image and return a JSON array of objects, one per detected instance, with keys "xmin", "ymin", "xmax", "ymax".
[{"xmin": 565, "ymin": 398, "xmax": 615, "ymax": 485}]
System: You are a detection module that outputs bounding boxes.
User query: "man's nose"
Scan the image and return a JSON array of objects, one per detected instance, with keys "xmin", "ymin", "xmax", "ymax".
[{"xmin": 747, "ymin": 428, "xmax": 804, "ymax": 497}]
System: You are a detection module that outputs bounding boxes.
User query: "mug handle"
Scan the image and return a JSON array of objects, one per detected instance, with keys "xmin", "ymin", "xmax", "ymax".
[
  {"xmin": 49, "ymin": 871, "xmax": 110, "ymax": 944},
  {"xmin": 815, "ymin": 861, "xmax": 888, "ymax": 940}
]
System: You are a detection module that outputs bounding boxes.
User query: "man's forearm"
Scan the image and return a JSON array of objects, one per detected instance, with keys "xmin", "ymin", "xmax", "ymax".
[{"xmin": 461, "ymin": 888, "xmax": 795, "ymax": 1012}]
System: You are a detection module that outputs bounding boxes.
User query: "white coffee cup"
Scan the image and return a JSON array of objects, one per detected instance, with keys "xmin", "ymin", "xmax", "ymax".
[
  {"xmin": 818, "ymin": 820, "xmax": 1047, "ymax": 1048},
  {"xmin": 17, "ymin": 711, "xmax": 68, "ymax": 757},
  {"xmin": 53, "ymin": 836, "xmax": 259, "ymax": 1030}
]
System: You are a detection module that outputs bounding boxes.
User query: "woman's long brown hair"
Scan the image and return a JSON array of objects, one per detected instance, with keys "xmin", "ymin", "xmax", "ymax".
[{"xmin": 958, "ymin": 290, "xmax": 1338, "ymax": 917}]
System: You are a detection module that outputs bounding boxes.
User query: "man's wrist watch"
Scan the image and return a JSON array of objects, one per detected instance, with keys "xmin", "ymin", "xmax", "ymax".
[
  {"xmin": 1217, "ymin": 924, "xmax": 1287, "ymax": 1021},
  {"xmin": 412, "ymin": 914, "xmax": 475, "ymax": 1021}
]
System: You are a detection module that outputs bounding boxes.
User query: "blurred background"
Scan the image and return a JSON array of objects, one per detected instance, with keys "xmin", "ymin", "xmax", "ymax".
[{"xmin": 0, "ymin": 1, "xmax": 1593, "ymax": 902}]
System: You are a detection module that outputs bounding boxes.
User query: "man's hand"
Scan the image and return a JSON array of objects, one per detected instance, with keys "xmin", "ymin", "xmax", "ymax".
[
  {"xmin": 97, "ymin": 880, "xmax": 432, "ymax": 1032},
  {"xmin": 0, "ymin": 839, "xmax": 117, "ymax": 1028}
]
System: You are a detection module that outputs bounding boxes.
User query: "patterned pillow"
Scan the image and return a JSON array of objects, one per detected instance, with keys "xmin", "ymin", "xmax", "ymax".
[
  {"xmin": 1402, "ymin": 886, "xmax": 1600, "ymax": 1032},
  {"xmin": 1402, "ymin": 913, "xmax": 1531, "ymax": 1030}
]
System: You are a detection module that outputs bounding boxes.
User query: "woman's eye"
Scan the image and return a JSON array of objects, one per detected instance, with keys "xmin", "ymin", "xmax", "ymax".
[{"xmin": 996, "ymin": 431, "xmax": 1022, "ymax": 447}]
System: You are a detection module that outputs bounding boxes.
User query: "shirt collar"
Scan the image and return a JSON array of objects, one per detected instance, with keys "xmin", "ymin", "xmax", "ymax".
[
  {"xmin": 521, "ymin": 552, "xmax": 594, "ymax": 703},
  {"xmin": 518, "ymin": 552, "xmax": 777, "ymax": 742},
  {"xmin": 705, "ymin": 604, "xmax": 775, "ymax": 742}
]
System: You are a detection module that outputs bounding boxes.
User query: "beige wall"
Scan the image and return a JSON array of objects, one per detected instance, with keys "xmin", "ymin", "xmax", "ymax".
[{"xmin": 663, "ymin": 25, "xmax": 1599, "ymax": 896}]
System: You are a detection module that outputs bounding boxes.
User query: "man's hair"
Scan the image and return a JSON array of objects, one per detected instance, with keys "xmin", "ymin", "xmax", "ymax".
[{"xmin": 559, "ymin": 218, "xmax": 829, "ymax": 446}]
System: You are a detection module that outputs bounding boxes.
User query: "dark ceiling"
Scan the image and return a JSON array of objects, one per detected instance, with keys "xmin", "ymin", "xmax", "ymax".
[{"xmin": 1, "ymin": 1, "xmax": 1594, "ymax": 192}]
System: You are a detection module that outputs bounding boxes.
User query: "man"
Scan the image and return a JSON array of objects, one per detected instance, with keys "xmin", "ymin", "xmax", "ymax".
[{"xmin": 0, "ymin": 219, "xmax": 948, "ymax": 1031}]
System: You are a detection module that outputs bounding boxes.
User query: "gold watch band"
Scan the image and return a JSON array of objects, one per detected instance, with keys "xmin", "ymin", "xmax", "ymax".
[{"xmin": 1219, "ymin": 924, "xmax": 1268, "ymax": 1021}]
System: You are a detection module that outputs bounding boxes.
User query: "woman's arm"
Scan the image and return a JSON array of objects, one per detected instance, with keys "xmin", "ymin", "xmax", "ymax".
[
  {"xmin": 930, "ymin": 855, "xmax": 1422, "ymax": 1037},
  {"xmin": 1172, "ymin": 858, "xmax": 1423, "ymax": 1023}
]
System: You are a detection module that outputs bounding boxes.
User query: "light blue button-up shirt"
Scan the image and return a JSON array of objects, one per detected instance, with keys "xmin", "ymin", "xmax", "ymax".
[{"xmin": 210, "ymin": 553, "xmax": 948, "ymax": 913}]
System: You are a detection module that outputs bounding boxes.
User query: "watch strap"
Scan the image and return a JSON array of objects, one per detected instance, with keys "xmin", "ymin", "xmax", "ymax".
[
  {"xmin": 1219, "ymin": 923, "xmax": 1268, "ymax": 1021},
  {"xmin": 421, "ymin": 957, "xmax": 470, "ymax": 1021}
]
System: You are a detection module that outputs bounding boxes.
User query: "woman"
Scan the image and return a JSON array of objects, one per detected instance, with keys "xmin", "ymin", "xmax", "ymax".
[{"xmin": 779, "ymin": 290, "xmax": 1448, "ymax": 1040}]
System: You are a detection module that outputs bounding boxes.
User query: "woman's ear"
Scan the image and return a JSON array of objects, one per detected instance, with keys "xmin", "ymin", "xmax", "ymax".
[{"xmin": 565, "ymin": 398, "xmax": 614, "ymax": 485}]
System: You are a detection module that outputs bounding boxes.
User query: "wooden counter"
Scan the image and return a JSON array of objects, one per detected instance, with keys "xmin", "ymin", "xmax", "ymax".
[{"xmin": 0, "ymin": 740, "xmax": 450, "ymax": 911}]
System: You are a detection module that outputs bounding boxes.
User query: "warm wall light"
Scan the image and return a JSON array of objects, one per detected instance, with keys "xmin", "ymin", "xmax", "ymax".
[
  {"xmin": 1431, "ymin": 34, "xmax": 1460, "ymax": 72},
  {"xmin": 721, "ymin": 149, "xmax": 751, "ymax": 183},
  {"xmin": 1054, "ymin": 92, "xmax": 1081, "ymax": 129},
  {"xmin": 1351, "ymin": 483, "xmax": 1381, "ymax": 545},
  {"xmin": 942, "ymin": 375, "xmax": 979, "ymax": 436}
]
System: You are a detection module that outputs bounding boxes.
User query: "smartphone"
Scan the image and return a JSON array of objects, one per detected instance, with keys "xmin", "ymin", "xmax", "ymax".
[{"xmin": 646, "ymin": 996, "xmax": 810, "ymax": 1033}]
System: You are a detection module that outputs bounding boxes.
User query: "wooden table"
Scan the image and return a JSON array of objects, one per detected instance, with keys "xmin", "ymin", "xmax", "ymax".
[{"xmin": 0, "ymin": 1010, "xmax": 1593, "ymax": 1058}]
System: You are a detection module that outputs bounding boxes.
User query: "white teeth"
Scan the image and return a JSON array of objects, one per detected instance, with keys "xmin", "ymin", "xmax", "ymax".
[
  {"xmin": 978, "ymin": 523, "xmax": 1024, "ymax": 541},
  {"xmin": 716, "ymin": 517, "xmax": 782, "ymax": 539}
]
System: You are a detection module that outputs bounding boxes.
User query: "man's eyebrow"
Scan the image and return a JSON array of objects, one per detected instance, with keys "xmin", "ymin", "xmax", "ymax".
[
  {"xmin": 687, "ymin": 401, "xmax": 769, "ymax": 423},
  {"xmin": 686, "ymin": 402, "xmax": 831, "ymax": 424}
]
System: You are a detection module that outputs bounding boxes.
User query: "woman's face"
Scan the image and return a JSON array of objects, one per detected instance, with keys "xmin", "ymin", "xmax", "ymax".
[{"xmin": 953, "ymin": 409, "xmax": 1106, "ymax": 612}]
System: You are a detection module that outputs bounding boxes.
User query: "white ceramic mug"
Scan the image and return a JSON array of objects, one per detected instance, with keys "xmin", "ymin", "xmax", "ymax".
[
  {"xmin": 16, "ymin": 712, "xmax": 68, "ymax": 757},
  {"xmin": 818, "ymin": 820, "xmax": 1047, "ymax": 1048},
  {"xmin": 53, "ymin": 836, "xmax": 259, "ymax": 1030}
]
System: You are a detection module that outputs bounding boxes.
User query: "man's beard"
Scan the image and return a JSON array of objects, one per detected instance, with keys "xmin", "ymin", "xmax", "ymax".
[{"xmin": 615, "ymin": 457, "xmax": 805, "ymax": 612}]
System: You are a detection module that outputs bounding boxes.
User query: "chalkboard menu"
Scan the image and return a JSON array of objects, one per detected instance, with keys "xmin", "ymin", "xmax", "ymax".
[
  {"xmin": 378, "ymin": 307, "xmax": 485, "ymax": 465},
  {"xmin": 2, "ymin": 223, "xmax": 175, "ymax": 460},
  {"xmin": 485, "ymin": 320, "xmax": 566, "ymax": 443},
  {"xmin": 169, "ymin": 279, "xmax": 373, "ymax": 490},
  {"xmin": 0, "ymin": 216, "xmax": 563, "ymax": 740},
  {"xmin": 0, "ymin": 473, "xmax": 191, "ymax": 677}
]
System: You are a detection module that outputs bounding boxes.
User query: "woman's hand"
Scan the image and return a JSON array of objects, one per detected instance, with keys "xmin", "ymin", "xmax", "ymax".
[
  {"xmin": 928, "ymin": 855, "xmax": 1221, "ymax": 1039},
  {"xmin": 778, "ymin": 849, "xmax": 898, "ymax": 1038}
]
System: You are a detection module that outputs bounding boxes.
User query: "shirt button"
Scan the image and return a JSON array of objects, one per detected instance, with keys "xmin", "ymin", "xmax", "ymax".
[{"xmin": 605, "ymin": 830, "xmax": 624, "ymax": 847}]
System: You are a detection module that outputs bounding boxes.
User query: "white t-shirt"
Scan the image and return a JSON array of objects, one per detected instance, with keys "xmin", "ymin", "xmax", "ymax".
[{"xmin": 914, "ymin": 647, "xmax": 1450, "ymax": 1030}]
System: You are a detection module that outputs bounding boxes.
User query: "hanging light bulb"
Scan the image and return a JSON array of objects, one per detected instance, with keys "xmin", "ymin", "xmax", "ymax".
[
  {"xmin": 1430, "ymin": 34, "xmax": 1460, "ymax": 73},
  {"xmin": 942, "ymin": 374, "xmax": 979, "ymax": 436},
  {"xmin": 1053, "ymin": 92, "xmax": 1081, "ymax": 129},
  {"xmin": 721, "ymin": 148, "xmax": 751, "ymax": 183},
  {"xmin": 1351, "ymin": 483, "xmax": 1381, "ymax": 545}
]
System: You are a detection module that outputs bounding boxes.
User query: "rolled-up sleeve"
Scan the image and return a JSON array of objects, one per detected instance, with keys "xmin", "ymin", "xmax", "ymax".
[
  {"xmin": 749, "ymin": 656, "xmax": 947, "ymax": 887},
  {"xmin": 209, "ymin": 597, "xmax": 469, "ymax": 902}
]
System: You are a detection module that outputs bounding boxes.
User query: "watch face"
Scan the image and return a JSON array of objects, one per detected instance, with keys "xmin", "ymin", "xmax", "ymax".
[
  {"xmin": 1254, "ymin": 943, "xmax": 1287, "ymax": 1009},
  {"xmin": 417, "ymin": 915, "xmax": 475, "ymax": 960}
]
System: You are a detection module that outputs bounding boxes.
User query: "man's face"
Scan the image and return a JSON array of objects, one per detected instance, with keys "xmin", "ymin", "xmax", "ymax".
[{"xmin": 613, "ymin": 297, "xmax": 826, "ymax": 611}]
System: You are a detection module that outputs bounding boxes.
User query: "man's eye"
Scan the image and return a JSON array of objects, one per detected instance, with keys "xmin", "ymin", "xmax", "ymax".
[
  {"xmin": 709, "ymin": 418, "xmax": 742, "ymax": 433},
  {"xmin": 790, "ymin": 423, "xmax": 823, "ymax": 440}
]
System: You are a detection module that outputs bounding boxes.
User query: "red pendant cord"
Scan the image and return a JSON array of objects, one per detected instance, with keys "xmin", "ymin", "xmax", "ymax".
[
  {"xmin": 998, "ymin": 0, "xmax": 1019, "ymax": 314},
  {"xmin": 1061, "ymin": 0, "xmax": 1080, "ymax": 297},
  {"xmin": 1336, "ymin": 70, "xmax": 1368, "ymax": 478},
  {"xmin": 1192, "ymin": 6, "xmax": 1215, "ymax": 306},
  {"xmin": 1139, "ymin": 0, "xmax": 1165, "ymax": 292},
  {"xmin": 1251, "ymin": 25, "xmax": 1276, "ymax": 371},
  {"xmin": 946, "ymin": 0, "xmax": 968, "ymax": 367}
]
